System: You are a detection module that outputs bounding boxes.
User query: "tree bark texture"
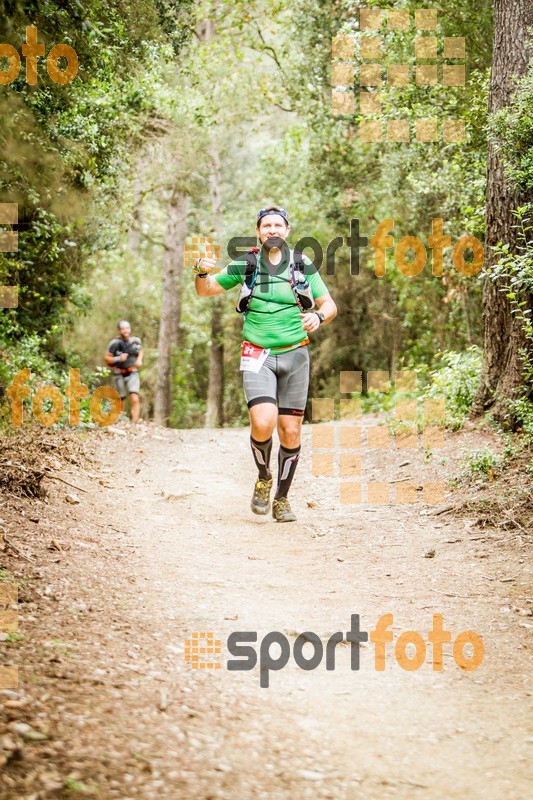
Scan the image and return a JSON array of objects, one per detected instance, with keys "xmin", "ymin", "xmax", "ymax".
[
  {"xmin": 472, "ymin": 0, "xmax": 533, "ymax": 424},
  {"xmin": 154, "ymin": 190, "xmax": 189, "ymax": 426}
]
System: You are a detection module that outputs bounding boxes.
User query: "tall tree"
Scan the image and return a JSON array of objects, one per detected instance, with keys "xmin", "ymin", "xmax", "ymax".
[
  {"xmin": 205, "ymin": 140, "xmax": 225, "ymax": 427},
  {"xmin": 154, "ymin": 188, "xmax": 189, "ymax": 425},
  {"xmin": 0, "ymin": 0, "xmax": 194, "ymax": 359},
  {"xmin": 472, "ymin": 0, "xmax": 533, "ymax": 424},
  {"xmin": 198, "ymin": 16, "xmax": 225, "ymax": 428}
]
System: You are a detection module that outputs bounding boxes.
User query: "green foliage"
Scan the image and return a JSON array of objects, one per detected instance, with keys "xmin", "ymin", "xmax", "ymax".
[
  {"xmin": 0, "ymin": 328, "xmax": 121, "ymax": 430},
  {"xmin": 171, "ymin": 346, "xmax": 208, "ymax": 428},
  {"xmin": 0, "ymin": 331, "xmax": 63, "ymax": 387},
  {"xmin": 488, "ymin": 206, "xmax": 533, "ymax": 432},
  {"xmin": 508, "ymin": 398, "xmax": 533, "ymax": 437},
  {"xmin": 464, "ymin": 446, "xmax": 501, "ymax": 476},
  {"xmin": 490, "ymin": 208, "xmax": 533, "ymax": 360},
  {"xmin": 0, "ymin": 0, "xmax": 193, "ymax": 377},
  {"xmin": 4, "ymin": 632, "xmax": 24, "ymax": 643},
  {"xmin": 424, "ymin": 347, "xmax": 482, "ymax": 428},
  {"xmin": 1, "ymin": 0, "xmax": 499, "ymax": 429},
  {"xmin": 336, "ymin": 353, "xmax": 483, "ymax": 458},
  {"xmin": 237, "ymin": 0, "xmax": 490, "ymax": 384},
  {"xmin": 64, "ymin": 777, "xmax": 97, "ymax": 795},
  {"xmin": 484, "ymin": 55, "xmax": 533, "ymax": 429},
  {"xmin": 361, "ymin": 390, "xmax": 399, "ymax": 415},
  {"xmin": 357, "ymin": 347, "xmax": 482, "ymax": 431},
  {"xmin": 490, "ymin": 58, "xmax": 533, "ymax": 193}
]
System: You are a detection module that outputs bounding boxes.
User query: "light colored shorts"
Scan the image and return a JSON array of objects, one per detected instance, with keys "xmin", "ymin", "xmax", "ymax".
[{"xmin": 113, "ymin": 371, "xmax": 140, "ymax": 399}]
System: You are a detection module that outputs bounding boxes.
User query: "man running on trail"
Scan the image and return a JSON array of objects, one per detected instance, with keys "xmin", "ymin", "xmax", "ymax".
[
  {"xmin": 105, "ymin": 321, "xmax": 143, "ymax": 423},
  {"xmin": 194, "ymin": 206, "xmax": 337, "ymax": 522}
]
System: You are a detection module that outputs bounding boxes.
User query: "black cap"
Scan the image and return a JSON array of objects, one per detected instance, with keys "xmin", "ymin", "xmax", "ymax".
[{"xmin": 256, "ymin": 206, "xmax": 289, "ymax": 225}]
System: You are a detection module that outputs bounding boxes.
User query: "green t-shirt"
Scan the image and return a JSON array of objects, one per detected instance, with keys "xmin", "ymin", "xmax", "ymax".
[{"xmin": 215, "ymin": 252, "xmax": 329, "ymax": 352}]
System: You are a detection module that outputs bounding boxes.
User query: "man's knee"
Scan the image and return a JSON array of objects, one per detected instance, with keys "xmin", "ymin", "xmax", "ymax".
[
  {"xmin": 251, "ymin": 420, "xmax": 276, "ymax": 440},
  {"xmin": 249, "ymin": 403, "xmax": 277, "ymax": 438},
  {"xmin": 277, "ymin": 416, "xmax": 303, "ymax": 447}
]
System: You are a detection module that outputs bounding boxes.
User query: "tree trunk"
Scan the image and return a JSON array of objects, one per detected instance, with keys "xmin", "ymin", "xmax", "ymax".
[
  {"xmin": 204, "ymin": 144, "xmax": 225, "ymax": 427},
  {"xmin": 471, "ymin": 0, "xmax": 533, "ymax": 425},
  {"xmin": 205, "ymin": 296, "xmax": 225, "ymax": 427},
  {"xmin": 128, "ymin": 171, "xmax": 144, "ymax": 256},
  {"xmin": 154, "ymin": 190, "xmax": 189, "ymax": 426},
  {"xmin": 197, "ymin": 16, "xmax": 225, "ymax": 428}
]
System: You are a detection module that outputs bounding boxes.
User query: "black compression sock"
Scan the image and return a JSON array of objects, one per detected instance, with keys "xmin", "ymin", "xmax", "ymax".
[
  {"xmin": 250, "ymin": 436, "xmax": 273, "ymax": 480},
  {"xmin": 275, "ymin": 444, "xmax": 301, "ymax": 499}
]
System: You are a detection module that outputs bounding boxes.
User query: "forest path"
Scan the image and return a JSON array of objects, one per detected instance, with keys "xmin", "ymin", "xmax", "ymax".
[{"xmin": 4, "ymin": 422, "xmax": 531, "ymax": 799}]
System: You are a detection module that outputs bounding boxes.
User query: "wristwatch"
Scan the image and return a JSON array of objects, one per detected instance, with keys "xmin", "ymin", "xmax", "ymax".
[
  {"xmin": 315, "ymin": 311, "xmax": 325, "ymax": 325},
  {"xmin": 193, "ymin": 259, "xmax": 209, "ymax": 278}
]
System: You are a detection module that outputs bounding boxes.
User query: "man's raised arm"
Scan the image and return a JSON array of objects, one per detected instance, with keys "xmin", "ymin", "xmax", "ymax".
[{"xmin": 194, "ymin": 255, "xmax": 226, "ymax": 297}]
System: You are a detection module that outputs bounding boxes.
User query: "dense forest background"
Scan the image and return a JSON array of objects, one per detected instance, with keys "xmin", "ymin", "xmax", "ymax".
[{"xmin": 0, "ymin": 0, "xmax": 531, "ymax": 439}]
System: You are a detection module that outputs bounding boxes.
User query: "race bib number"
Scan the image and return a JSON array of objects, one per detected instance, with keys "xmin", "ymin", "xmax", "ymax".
[{"xmin": 240, "ymin": 341, "xmax": 270, "ymax": 373}]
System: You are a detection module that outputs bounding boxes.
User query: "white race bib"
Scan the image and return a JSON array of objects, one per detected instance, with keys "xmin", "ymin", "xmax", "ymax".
[{"xmin": 240, "ymin": 341, "xmax": 270, "ymax": 373}]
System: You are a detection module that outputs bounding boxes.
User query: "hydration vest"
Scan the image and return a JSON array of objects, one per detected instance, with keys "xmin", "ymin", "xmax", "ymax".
[
  {"xmin": 110, "ymin": 337, "xmax": 141, "ymax": 371},
  {"xmin": 236, "ymin": 248, "xmax": 315, "ymax": 315}
]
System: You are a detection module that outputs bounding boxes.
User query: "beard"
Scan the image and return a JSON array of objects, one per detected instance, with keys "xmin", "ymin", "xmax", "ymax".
[
  {"xmin": 260, "ymin": 237, "xmax": 291, "ymax": 276},
  {"xmin": 261, "ymin": 235, "xmax": 285, "ymax": 252}
]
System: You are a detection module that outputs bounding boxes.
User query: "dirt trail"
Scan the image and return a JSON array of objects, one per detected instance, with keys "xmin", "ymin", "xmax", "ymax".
[{"xmin": 2, "ymin": 422, "xmax": 532, "ymax": 799}]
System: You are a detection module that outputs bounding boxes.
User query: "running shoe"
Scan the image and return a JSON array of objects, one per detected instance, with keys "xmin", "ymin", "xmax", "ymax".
[
  {"xmin": 251, "ymin": 476, "xmax": 273, "ymax": 515},
  {"xmin": 272, "ymin": 496, "xmax": 297, "ymax": 523}
]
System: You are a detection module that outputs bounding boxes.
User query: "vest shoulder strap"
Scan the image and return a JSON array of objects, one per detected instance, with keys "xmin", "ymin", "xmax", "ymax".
[{"xmin": 236, "ymin": 248, "xmax": 314, "ymax": 314}]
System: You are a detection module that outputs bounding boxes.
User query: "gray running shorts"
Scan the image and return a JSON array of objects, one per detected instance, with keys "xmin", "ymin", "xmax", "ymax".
[
  {"xmin": 113, "ymin": 371, "xmax": 140, "ymax": 399},
  {"xmin": 243, "ymin": 346, "xmax": 310, "ymax": 416}
]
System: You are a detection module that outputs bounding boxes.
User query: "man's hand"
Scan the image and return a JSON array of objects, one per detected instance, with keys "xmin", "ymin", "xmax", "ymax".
[
  {"xmin": 300, "ymin": 312, "xmax": 322, "ymax": 333},
  {"xmin": 117, "ymin": 353, "xmax": 128, "ymax": 362},
  {"xmin": 196, "ymin": 256, "xmax": 217, "ymax": 274}
]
